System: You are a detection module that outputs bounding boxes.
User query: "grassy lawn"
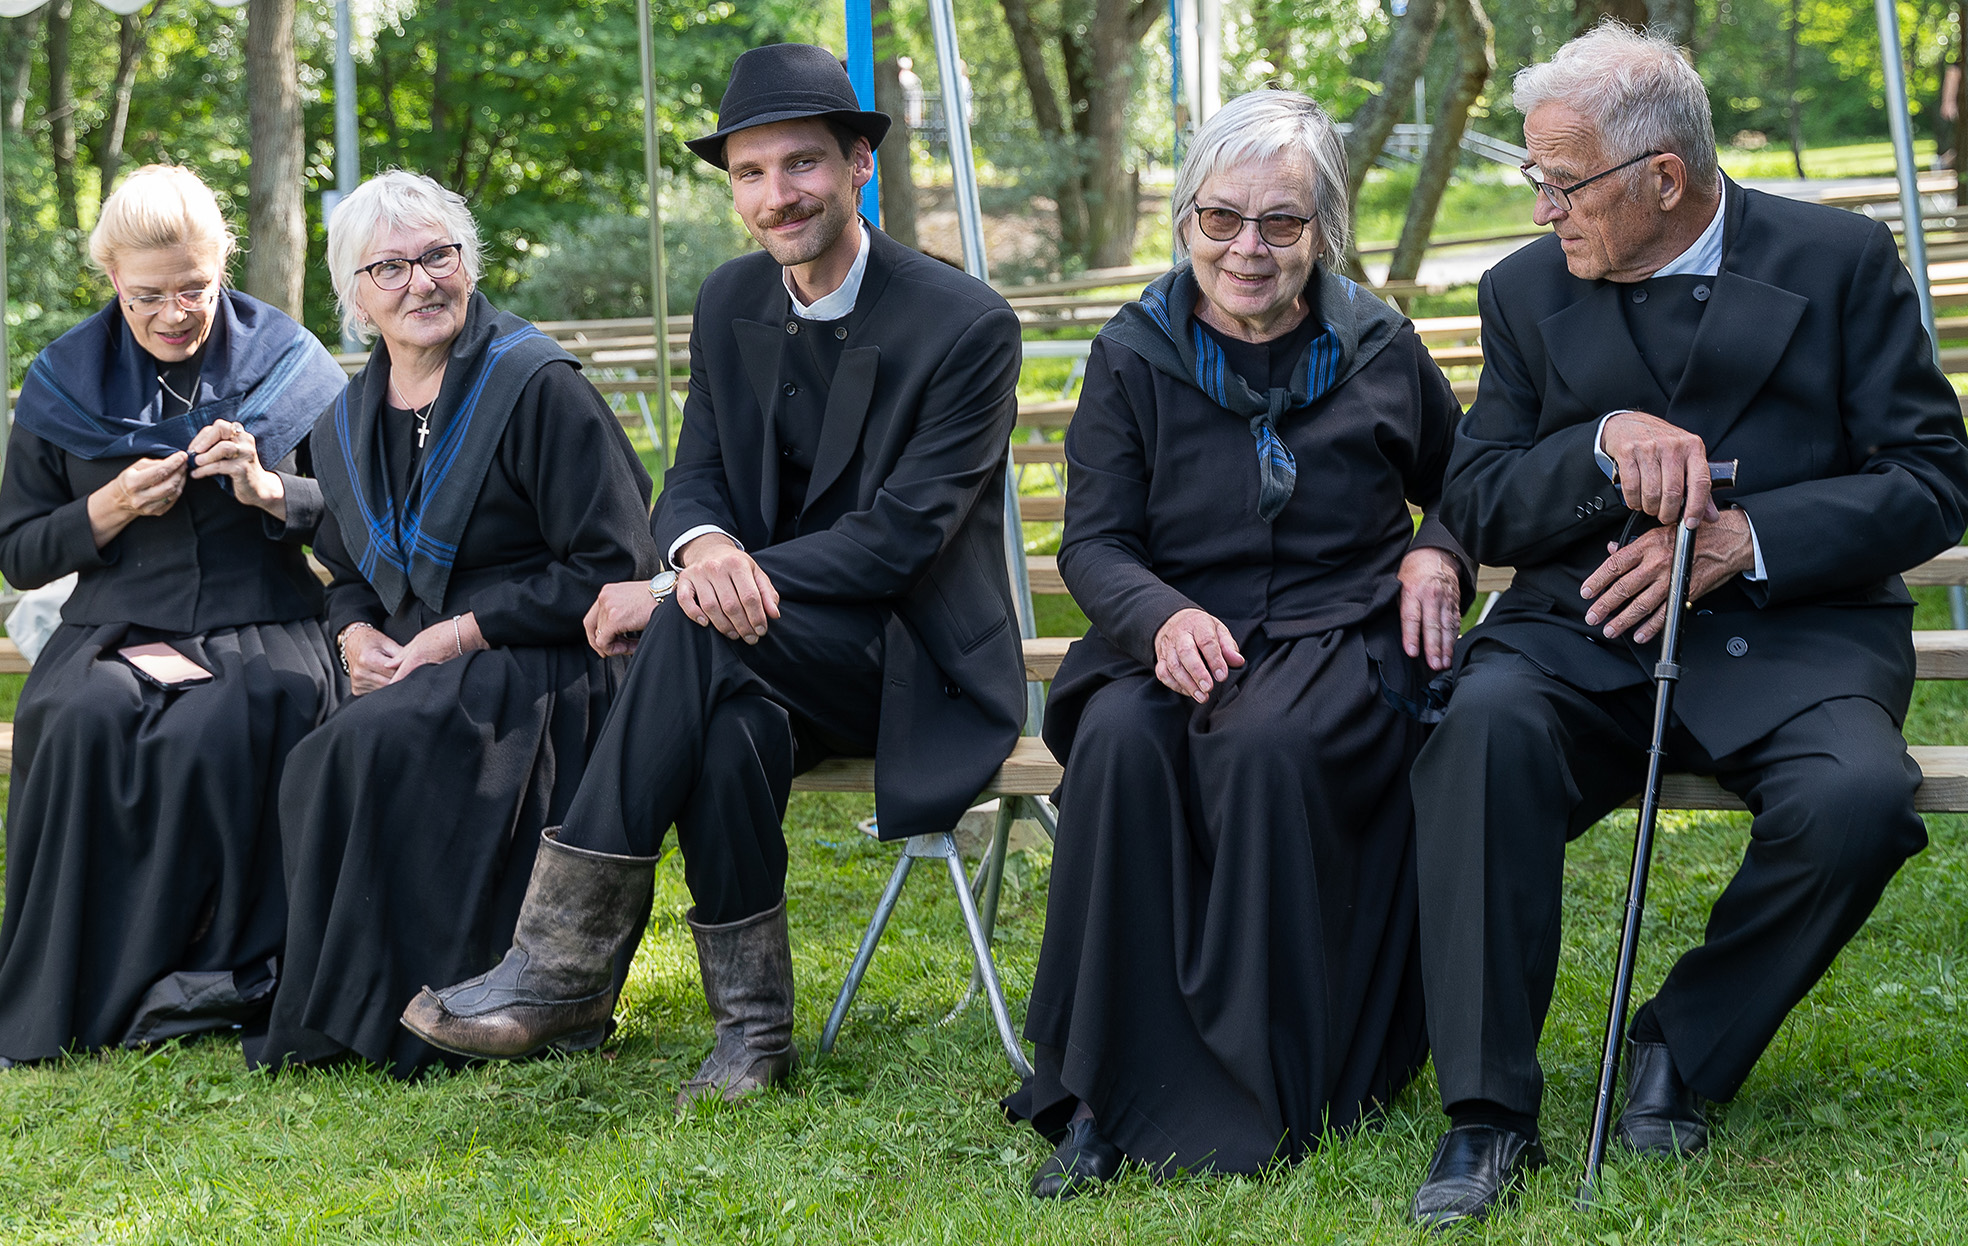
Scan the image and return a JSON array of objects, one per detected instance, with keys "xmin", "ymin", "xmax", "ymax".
[{"xmin": 1, "ymin": 578, "xmax": 1965, "ymax": 1242}]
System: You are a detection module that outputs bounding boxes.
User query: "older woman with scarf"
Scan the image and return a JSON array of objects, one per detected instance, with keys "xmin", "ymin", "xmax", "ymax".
[
  {"xmin": 0, "ymin": 165, "xmax": 348, "ymax": 1066},
  {"xmin": 246, "ymin": 171, "xmax": 657, "ymax": 1077},
  {"xmin": 1002, "ymin": 92, "xmax": 1473, "ymax": 1193}
]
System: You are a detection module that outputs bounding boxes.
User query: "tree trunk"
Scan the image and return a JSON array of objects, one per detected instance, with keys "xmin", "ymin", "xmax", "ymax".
[
  {"xmin": 870, "ymin": 0, "xmax": 918, "ymax": 249},
  {"xmin": 246, "ymin": 0, "xmax": 305, "ymax": 315},
  {"xmin": 1956, "ymin": 3, "xmax": 1968, "ymax": 204},
  {"xmin": 97, "ymin": 13, "xmax": 148, "ymax": 195},
  {"xmin": 431, "ymin": 0, "xmax": 458, "ymax": 183},
  {"xmin": 1572, "ymin": 0, "xmax": 1648, "ymax": 36},
  {"xmin": 47, "ymin": 0, "xmax": 77, "ymax": 232},
  {"xmin": 1082, "ymin": 0, "xmax": 1142, "ymax": 267},
  {"xmin": 1342, "ymin": 0, "xmax": 1445, "ymax": 274},
  {"xmin": 3, "ymin": 7, "xmax": 42, "ymax": 137},
  {"xmin": 1789, "ymin": 0, "xmax": 1807, "ymax": 180},
  {"xmin": 1000, "ymin": 0, "xmax": 1088, "ymax": 258},
  {"xmin": 1645, "ymin": 0, "xmax": 1696, "ymax": 45},
  {"xmin": 1387, "ymin": 0, "xmax": 1493, "ymax": 293}
]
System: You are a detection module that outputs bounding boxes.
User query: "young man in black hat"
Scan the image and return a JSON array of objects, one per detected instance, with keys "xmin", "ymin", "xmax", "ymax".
[{"xmin": 401, "ymin": 43, "xmax": 1025, "ymax": 1104}]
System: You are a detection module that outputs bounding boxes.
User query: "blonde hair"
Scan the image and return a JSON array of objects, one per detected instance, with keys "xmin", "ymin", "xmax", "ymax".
[
  {"xmin": 326, "ymin": 170, "xmax": 483, "ymax": 343},
  {"xmin": 87, "ymin": 165, "xmax": 237, "ymax": 277}
]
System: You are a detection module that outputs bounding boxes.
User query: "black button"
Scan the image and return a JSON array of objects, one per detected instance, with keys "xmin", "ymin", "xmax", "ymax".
[
  {"xmin": 1726, "ymin": 636, "xmax": 1749, "ymax": 657},
  {"xmin": 943, "ymin": 681, "xmax": 963, "ymax": 699},
  {"xmin": 1630, "ymin": 287, "xmax": 1648, "ymax": 304},
  {"xmin": 834, "ymin": 326, "xmax": 848, "ymax": 339},
  {"xmin": 1693, "ymin": 284, "xmax": 1711, "ymax": 302},
  {"xmin": 1592, "ymin": 497, "xmax": 1604, "ymax": 510},
  {"xmin": 782, "ymin": 383, "xmax": 798, "ymax": 396},
  {"xmin": 786, "ymin": 321, "xmax": 799, "ymax": 334}
]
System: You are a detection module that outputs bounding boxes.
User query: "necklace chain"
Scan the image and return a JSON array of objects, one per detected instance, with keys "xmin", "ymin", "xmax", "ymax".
[
  {"xmin": 390, "ymin": 378, "xmax": 438, "ymax": 449},
  {"xmin": 157, "ymin": 365, "xmax": 200, "ymax": 411}
]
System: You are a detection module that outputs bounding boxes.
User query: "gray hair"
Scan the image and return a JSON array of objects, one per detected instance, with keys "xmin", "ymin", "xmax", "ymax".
[
  {"xmin": 1514, "ymin": 21, "xmax": 1719, "ymax": 195},
  {"xmin": 1171, "ymin": 89, "xmax": 1350, "ymax": 265},
  {"xmin": 326, "ymin": 170, "xmax": 483, "ymax": 342}
]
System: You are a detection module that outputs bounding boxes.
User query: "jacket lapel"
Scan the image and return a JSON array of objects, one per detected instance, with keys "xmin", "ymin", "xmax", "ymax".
[
  {"xmin": 804, "ymin": 345, "xmax": 880, "ymax": 510},
  {"xmin": 733, "ymin": 318, "xmax": 787, "ymax": 532},
  {"xmin": 1538, "ymin": 281, "xmax": 1670, "ymax": 422}
]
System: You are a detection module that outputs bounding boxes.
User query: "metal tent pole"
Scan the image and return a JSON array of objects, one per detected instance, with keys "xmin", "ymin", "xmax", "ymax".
[
  {"xmin": 925, "ymin": 0, "xmax": 1042, "ymax": 735},
  {"xmin": 332, "ymin": 1, "xmax": 359, "ymax": 351},
  {"xmin": 637, "ymin": 0, "xmax": 673, "ymax": 471},
  {"xmin": 844, "ymin": 0, "xmax": 882, "ymax": 229},
  {"xmin": 1, "ymin": 118, "xmax": 10, "ymax": 479}
]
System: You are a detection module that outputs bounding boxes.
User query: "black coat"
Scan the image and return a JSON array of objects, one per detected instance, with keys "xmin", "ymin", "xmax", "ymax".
[
  {"xmin": 1446, "ymin": 177, "xmax": 1968, "ymax": 758},
  {"xmin": 656, "ymin": 229, "xmax": 1025, "ymax": 841}
]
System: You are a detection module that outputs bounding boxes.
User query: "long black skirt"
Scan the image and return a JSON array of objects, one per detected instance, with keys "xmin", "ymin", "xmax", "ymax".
[
  {"xmin": 1004, "ymin": 627, "xmax": 1429, "ymax": 1175},
  {"xmin": 0, "ymin": 619, "xmax": 337, "ymax": 1062},
  {"xmin": 245, "ymin": 642, "xmax": 625, "ymax": 1078}
]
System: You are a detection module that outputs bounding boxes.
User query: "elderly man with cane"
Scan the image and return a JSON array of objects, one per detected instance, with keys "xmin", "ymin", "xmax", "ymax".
[{"xmin": 1407, "ymin": 23, "xmax": 1968, "ymax": 1229}]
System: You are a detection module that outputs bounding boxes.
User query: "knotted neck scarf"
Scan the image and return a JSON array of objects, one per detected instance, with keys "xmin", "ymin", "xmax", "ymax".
[{"xmin": 1100, "ymin": 262, "xmax": 1406, "ymax": 521}]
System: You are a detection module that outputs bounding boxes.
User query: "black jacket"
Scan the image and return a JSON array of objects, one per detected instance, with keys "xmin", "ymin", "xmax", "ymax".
[
  {"xmin": 1446, "ymin": 177, "xmax": 1968, "ymax": 757},
  {"xmin": 656, "ymin": 228, "xmax": 1026, "ymax": 842}
]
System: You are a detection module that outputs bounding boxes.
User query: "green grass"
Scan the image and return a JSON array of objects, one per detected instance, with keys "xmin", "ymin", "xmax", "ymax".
[{"xmin": 2, "ymin": 589, "xmax": 1965, "ymax": 1241}]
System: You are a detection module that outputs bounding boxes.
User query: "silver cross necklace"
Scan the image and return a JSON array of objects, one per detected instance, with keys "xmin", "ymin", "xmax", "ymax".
[{"xmin": 389, "ymin": 379, "xmax": 437, "ymax": 449}]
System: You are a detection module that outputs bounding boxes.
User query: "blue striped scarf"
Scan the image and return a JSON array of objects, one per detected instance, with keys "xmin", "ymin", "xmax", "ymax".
[{"xmin": 1102, "ymin": 262, "xmax": 1405, "ymax": 522}]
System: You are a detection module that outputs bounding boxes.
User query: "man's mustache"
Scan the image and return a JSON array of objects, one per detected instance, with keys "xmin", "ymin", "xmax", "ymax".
[{"xmin": 758, "ymin": 202, "xmax": 823, "ymax": 229}]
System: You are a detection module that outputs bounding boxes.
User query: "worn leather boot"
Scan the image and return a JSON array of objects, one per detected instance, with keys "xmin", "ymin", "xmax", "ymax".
[
  {"xmin": 401, "ymin": 828, "xmax": 657, "ymax": 1059},
  {"xmin": 675, "ymin": 898, "xmax": 798, "ymax": 1107}
]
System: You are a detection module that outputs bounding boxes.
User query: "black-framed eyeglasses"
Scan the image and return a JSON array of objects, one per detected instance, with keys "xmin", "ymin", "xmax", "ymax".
[
  {"xmin": 355, "ymin": 242, "xmax": 464, "ymax": 292},
  {"xmin": 1519, "ymin": 151, "xmax": 1662, "ymax": 212},
  {"xmin": 1192, "ymin": 206, "xmax": 1313, "ymax": 248},
  {"xmin": 119, "ymin": 285, "xmax": 219, "ymax": 317}
]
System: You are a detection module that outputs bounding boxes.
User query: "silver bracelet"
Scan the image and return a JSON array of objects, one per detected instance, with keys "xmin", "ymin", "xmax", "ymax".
[
  {"xmin": 337, "ymin": 621, "xmax": 376, "ymax": 675},
  {"xmin": 452, "ymin": 615, "xmax": 464, "ymax": 658}
]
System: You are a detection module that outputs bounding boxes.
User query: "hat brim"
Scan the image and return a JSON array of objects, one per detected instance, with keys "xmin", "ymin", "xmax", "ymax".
[{"xmin": 686, "ymin": 109, "xmax": 892, "ymax": 170}]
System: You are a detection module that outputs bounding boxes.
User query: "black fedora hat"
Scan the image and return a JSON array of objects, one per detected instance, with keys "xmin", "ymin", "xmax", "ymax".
[{"xmin": 687, "ymin": 43, "xmax": 892, "ymax": 171}]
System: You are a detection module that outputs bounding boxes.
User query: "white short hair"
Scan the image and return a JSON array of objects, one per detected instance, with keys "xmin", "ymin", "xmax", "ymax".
[
  {"xmin": 88, "ymin": 164, "xmax": 236, "ymax": 277},
  {"xmin": 1514, "ymin": 21, "xmax": 1719, "ymax": 194},
  {"xmin": 326, "ymin": 170, "xmax": 483, "ymax": 342},
  {"xmin": 1171, "ymin": 89, "xmax": 1350, "ymax": 265}
]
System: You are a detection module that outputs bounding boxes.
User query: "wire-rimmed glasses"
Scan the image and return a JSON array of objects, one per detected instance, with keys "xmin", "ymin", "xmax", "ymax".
[
  {"xmin": 1519, "ymin": 151, "xmax": 1663, "ymax": 213},
  {"xmin": 1192, "ymin": 206, "xmax": 1314, "ymax": 248},
  {"xmin": 120, "ymin": 286, "xmax": 219, "ymax": 317}
]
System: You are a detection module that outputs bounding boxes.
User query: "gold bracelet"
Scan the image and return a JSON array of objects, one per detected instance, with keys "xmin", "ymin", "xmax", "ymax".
[{"xmin": 336, "ymin": 621, "xmax": 376, "ymax": 675}]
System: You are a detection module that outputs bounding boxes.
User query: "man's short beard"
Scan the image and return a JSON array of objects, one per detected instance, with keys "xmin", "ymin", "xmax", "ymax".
[{"xmin": 751, "ymin": 194, "xmax": 854, "ymax": 267}]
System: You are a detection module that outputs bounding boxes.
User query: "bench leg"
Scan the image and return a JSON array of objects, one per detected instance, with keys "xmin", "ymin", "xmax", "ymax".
[
  {"xmin": 819, "ymin": 850, "xmax": 915, "ymax": 1056},
  {"xmin": 949, "ymin": 798, "xmax": 1018, "ymax": 1017},
  {"xmin": 937, "ymin": 836, "xmax": 1035, "ymax": 1079}
]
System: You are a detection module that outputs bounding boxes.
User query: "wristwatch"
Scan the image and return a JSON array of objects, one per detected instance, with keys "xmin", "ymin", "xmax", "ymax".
[{"xmin": 649, "ymin": 570, "xmax": 678, "ymax": 602}]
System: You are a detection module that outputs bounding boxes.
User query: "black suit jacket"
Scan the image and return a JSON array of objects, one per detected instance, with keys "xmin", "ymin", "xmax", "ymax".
[
  {"xmin": 1445, "ymin": 177, "xmax": 1968, "ymax": 758},
  {"xmin": 655, "ymin": 228, "xmax": 1025, "ymax": 841}
]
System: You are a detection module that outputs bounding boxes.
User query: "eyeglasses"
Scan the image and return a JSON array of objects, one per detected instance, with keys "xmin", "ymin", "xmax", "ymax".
[
  {"xmin": 1192, "ymin": 206, "xmax": 1313, "ymax": 248},
  {"xmin": 355, "ymin": 242, "xmax": 464, "ymax": 292},
  {"xmin": 1519, "ymin": 151, "xmax": 1662, "ymax": 213},
  {"xmin": 119, "ymin": 286, "xmax": 219, "ymax": 317}
]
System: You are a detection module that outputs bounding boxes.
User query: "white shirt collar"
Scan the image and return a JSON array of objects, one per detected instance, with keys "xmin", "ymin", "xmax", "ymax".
[
  {"xmin": 785, "ymin": 220, "xmax": 871, "ymax": 321},
  {"xmin": 1649, "ymin": 179, "xmax": 1727, "ymax": 279}
]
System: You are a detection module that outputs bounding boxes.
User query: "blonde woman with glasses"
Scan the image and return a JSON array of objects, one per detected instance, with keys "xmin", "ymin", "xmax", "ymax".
[{"xmin": 0, "ymin": 164, "xmax": 348, "ymax": 1068}]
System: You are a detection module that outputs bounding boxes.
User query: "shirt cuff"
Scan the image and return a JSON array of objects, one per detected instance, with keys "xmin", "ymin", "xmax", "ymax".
[
  {"xmin": 1593, "ymin": 411, "xmax": 1636, "ymax": 482},
  {"xmin": 1741, "ymin": 510, "xmax": 1767, "ymax": 581},
  {"xmin": 668, "ymin": 524, "xmax": 740, "ymax": 568}
]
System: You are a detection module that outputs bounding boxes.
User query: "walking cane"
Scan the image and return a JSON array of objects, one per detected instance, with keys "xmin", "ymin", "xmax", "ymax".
[{"xmin": 1576, "ymin": 459, "xmax": 1737, "ymax": 1207}]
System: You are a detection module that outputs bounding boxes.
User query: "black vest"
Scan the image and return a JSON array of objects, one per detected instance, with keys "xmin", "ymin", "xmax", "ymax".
[
  {"xmin": 771, "ymin": 313, "xmax": 852, "ymax": 544},
  {"xmin": 1617, "ymin": 273, "xmax": 1714, "ymax": 397}
]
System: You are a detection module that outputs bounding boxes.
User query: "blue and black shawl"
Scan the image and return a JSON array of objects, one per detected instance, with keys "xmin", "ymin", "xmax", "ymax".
[
  {"xmin": 13, "ymin": 289, "xmax": 344, "ymax": 466},
  {"xmin": 313, "ymin": 292, "xmax": 577, "ymax": 615},
  {"xmin": 1099, "ymin": 262, "xmax": 1407, "ymax": 522}
]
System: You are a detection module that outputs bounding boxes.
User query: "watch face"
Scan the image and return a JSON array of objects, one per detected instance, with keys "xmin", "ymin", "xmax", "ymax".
[{"xmin": 649, "ymin": 570, "xmax": 679, "ymax": 599}]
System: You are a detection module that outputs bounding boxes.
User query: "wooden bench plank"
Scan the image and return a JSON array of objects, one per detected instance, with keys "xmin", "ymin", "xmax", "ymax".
[{"xmin": 791, "ymin": 735, "xmax": 1062, "ymax": 796}]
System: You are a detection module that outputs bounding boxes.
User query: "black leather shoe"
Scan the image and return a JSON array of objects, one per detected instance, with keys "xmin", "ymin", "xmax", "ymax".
[
  {"xmin": 1616, "ymin": 1040, "xmax": 1708, "ymax": 1157},
  {"xmin": 1030, "ymin": 1118, "xmax": 1124, "ymax": 1199},
  {"xmin": 1410, "ymin": 1124, "xmax": 1547, "ymax": 1230}
]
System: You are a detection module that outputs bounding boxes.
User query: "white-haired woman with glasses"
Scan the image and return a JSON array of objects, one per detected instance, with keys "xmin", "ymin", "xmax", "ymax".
[
  {"xmin": 1002, "ymin": 91, "xmax": 1472, "ymax": 1192},
  {"xmin": 0, "ymin": 165, "xmax": 349, "ymax": 1067},
  {"xmin": 247, "ymin": 170, "xmax": 657, "ymax": 1077}
]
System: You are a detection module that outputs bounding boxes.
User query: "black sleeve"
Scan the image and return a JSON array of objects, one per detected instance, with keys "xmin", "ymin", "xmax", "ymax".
[
  {"xmin": 1399, "ymin": 333, "xmax": 1477, "ymax": 609},
  {"xmin": 651, "ymin": 314, "xmax": 744, "ymax": 562},
  {"xmin": 312, "ymin": 483, "xmax": 390, "ymax": 643},
  {"xmin": 1056, "ymin": 339, "xmax": 1201, "ymax": 667},
  {"xmin": 260, "ymin": 451, "xmax": 325, "ymax": 545},
  {"xmin": 466, "ymin": 364, "xmax": 660, "ymax": 647},
  {"xmin": 0, "ymin": 424, "xmax": 115, "ymax": 589}
]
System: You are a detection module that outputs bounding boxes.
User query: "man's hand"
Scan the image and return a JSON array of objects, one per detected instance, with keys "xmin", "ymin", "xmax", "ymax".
[
  {"xmin": 675, "ymin": 533, "xmax": 780, "ymax": 643},
  {"xmin": 342, "ymin": 625, "xmax": 403, "ymax": 695},
  {"xmin": 1399, "ymin": 546, "xmax": 1464, "ymax": 672},
  {"xmin": 189, "ymin": 418, "xmax": 286, "ymax": 519},
  {"xmin": 1579, "ymin": 508, "xmax": 1756, "ymax": 642},
  {"xmin": 1153, "ymin": 607, "xmax": 1245, "ymax": 703},
  {"xmin": 388, "ymin": 611, "xmax": 486, "ymax": 684},
  {"xmin": 585, "ymin": 581, "xmax": 659, "ymax": 656},
  {"xmin": 1600, "ymin": 411, "xmax": 1723, "ymax": 529}
]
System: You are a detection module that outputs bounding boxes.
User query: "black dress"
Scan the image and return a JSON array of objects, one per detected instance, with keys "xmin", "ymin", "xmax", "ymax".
[
  {"xmin": 247, "ymin": 355, "xmax": 657, "ymax": 1078},
  {"xmin": 1005, "ymin": 293, "xmax": 1468, "ymax": 1174},
  {"xmin": 0, "ymin": 362, "xmax": 337, "ymax": 1062}
]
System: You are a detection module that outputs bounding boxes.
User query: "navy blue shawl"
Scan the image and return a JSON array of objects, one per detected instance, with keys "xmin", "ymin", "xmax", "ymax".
[
  {"xmin": 312, "ymin": 293, "xmax": 578, "ymax": 615},
  {"xmin": 13, "ymin": 290, "xmax": 344, "ymax": 466}
]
